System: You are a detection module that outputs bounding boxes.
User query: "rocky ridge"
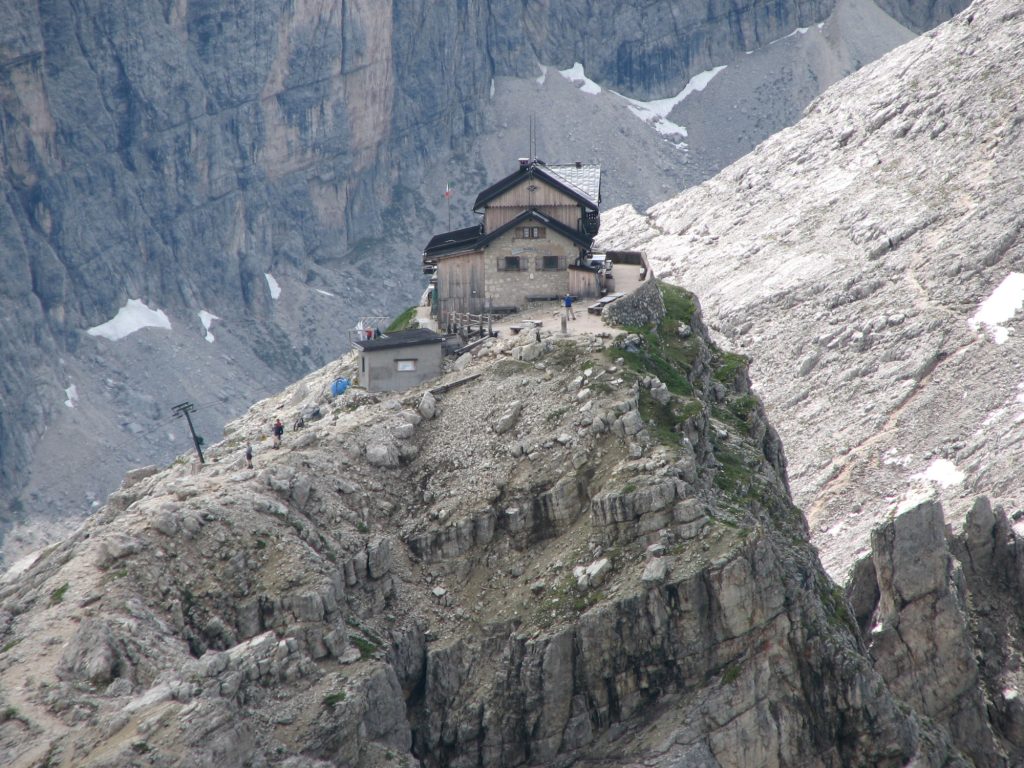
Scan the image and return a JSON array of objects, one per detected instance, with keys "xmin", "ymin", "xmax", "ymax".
[
  {"xmin": 1, "ymin": 0, "xmax": 968, "ymax": 563},
  {"xmin": 0, "ymin": 284, "xmax": 965, "ymax": 767},
  {"xmin": 597, "ymin": 0, "xmax": 1021, "ymax": 578}
]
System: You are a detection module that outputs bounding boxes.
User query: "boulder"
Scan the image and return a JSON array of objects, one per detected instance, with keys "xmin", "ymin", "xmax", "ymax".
[
  {"xmin": 58, "ymin": 618, "xmax": 123, "ymax": 686},
  {"xmin": 494, "ymin": 401, "xmax": 523, "ymax": 435},
  {"xmin": 365, "ymin": 441, "xmax": 400, "ymax": 468},
  {"xmin": 418, "ymin": 392, "xmax": 437, "ymax": 420}
]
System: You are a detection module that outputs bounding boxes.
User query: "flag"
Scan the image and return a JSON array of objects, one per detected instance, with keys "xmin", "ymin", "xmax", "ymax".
[{"xmin": 444, "ymin": 181, "xmax": 453, "ymax": 200}]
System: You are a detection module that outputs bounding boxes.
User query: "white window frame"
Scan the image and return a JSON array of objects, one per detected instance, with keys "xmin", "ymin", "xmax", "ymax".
[{"xmin": 395, "ymin": 359, "xmax": 417, "ymax": 372}]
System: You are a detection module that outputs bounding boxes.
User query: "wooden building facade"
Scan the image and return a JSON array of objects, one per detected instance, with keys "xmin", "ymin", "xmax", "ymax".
[{"xmin": 423, "ymin": 159, "xmax": 602, "ymax": 323}]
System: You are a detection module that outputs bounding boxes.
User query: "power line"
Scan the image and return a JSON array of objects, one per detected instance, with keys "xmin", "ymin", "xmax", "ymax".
[{"xmin": 171, "ymin": 402, "xmax": 205, "ymax": 464}]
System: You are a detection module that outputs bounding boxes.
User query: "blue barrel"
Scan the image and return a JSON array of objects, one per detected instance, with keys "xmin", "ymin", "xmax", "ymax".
[{"xmin": 331, "ymin": 378, "xmax": 350, "ymax": 396}]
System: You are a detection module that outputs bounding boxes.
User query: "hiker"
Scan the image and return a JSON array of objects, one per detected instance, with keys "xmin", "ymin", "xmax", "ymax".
[
  {"xmin": 245, "ymin": 443, "xmax": 253, "ymax": 469},
  {"xmin": 272, "ymin": 418, "xmax": 284, "ymax": 448},
  {"xmin": 563, "ymin": 293, "xmax": 577, "ymax": 320},
  {"xmin": 293, "ymin": 413, "xmax": 305, "ymax": 430}
]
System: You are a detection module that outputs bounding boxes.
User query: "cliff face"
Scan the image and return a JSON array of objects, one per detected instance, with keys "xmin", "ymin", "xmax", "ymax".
[{"xmin": 0, "ymin": 285, "xmax": 963, "ymax": 767}]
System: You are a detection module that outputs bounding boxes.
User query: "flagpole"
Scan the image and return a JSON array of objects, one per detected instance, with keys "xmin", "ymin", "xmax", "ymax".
[{"xmin": 445, "ymin": 181, "xmax": 452, "ymax": 230}]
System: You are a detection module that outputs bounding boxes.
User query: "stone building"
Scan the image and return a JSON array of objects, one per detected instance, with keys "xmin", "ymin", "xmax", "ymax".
[
  {"xmin": 353, "ymin": 328, "xmax": 443, "ymax": 393},
  {"xmin": 423, "ymin": 159, "xmax": 602, "ymax": 323}
]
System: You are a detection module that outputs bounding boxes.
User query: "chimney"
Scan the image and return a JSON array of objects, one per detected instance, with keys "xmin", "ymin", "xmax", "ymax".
[
  {"xmin": 519, "ymin": 157, "xmax": 530, "ymax": 169},
  {"xmin": 575, "ymin": 161, "xmax": 582, "ymax": 168}
]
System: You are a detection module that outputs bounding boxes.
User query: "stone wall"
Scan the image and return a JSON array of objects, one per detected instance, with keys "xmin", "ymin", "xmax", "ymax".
[
  {"xmin": 602, "ymin": 276, "xmax": 665, "ymax": 328},
  {"xmin": 482, "ymin": 230, "xmax": 574, "ymax": 308}
]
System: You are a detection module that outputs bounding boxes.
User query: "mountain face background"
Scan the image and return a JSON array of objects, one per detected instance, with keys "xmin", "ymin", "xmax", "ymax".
[
  {"xmin": 598, "ymin": 0, "xmax": 1017, "ymax": 579},
  {"xmin": 0, "ymin": 0, "xmax": 965, "ymax": 564}
]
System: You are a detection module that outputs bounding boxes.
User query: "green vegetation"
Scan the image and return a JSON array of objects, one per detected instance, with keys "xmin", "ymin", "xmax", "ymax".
[
  {"xmin": 322, "ymin": 691, "xmax": 348, "ymax": 708},
  {"xmin": 609, "ymin": 283, "xmax": 702, "ymax": 396},
  {"xmin": 727, "ymin": 394, "xmax": 759, "ymax": 425},
  {"xmin": 621, "ymin": 483, "xmax": 637, "ymax": 495},
  {"xmin": 0, "ymin": 707, "xmax": 20, "ymax": 723},
  {"xmin": 637, "ymin": 390, "xmax": 702, "ymax": 447},
  {"xmin": 714, "ymin": 351, "xmax": 749, "ymax": 384},
  {"xmin": 356, "ymin": 521, "xmax": 369, "ymax": 534},
  {"xmin": 721, "ymin": 664, "xmax": 741, "ymax": 685},
  {"xmin": 49, "ymin": 582, "xmax": 69, "ymax": 606},
  {"xmin": 386, "ymin": 306, "xmax": 418, "ymax": 333},
  {"xmin": 350, "ymin": 635, "xmax": 378, "ymax": 659},
  {"xmin": 545, "ymin": 406, "xmax": 570, "ymax": 424},
  {"xmin": 131, "ymin": 742, "xmax": 151, "ymax": 755},
  {"xmin": 819, "ymin": 581, "xmax": 858, "ymax": 634},
  {"xmin": 1, "ymin": 638, "xmax": 22, "ymax": 653}
]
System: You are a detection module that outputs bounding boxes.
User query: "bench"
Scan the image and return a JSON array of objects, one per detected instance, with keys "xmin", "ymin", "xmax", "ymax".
[
  {"xmin": 509, "ymin": 320, "xmax": 543, "ymax": 335},
  {"xmin": 587, "ymin": 293, "xmax": 625, "ymax": 314}
]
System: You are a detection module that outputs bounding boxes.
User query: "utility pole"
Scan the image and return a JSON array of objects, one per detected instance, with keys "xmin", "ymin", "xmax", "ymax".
[{"xmin": 172, "ymin": 402, "xmax": 205, "ymax": 464}]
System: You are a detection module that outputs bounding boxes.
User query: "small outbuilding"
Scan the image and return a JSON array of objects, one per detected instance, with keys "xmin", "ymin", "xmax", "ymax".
[{"xmin": 353, "ymin": 328, "xmax": 443, "ymax": 393}]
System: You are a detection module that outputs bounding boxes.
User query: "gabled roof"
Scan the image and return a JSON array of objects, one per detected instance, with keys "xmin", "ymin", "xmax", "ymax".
[
  {"xmin": 422, "ymin": 224, "xmax": 484, "ymax": 261},
  {"xmin": 354, "ymin": 328, "xmax": 442, "ymax": 351},
  {"xmin": 472, "ymin": 161, "xmax": 601, "ymax": 212},
  {"xmin": 478, "ymin": 208, "xmax": 593, "ymax": 249}
]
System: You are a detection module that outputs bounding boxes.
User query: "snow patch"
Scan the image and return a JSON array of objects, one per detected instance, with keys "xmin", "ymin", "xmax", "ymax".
[
  {"xmin": 64, "ymin": 384, "xmax": 78, "ymax": 409},
  {"xmin": 969, "ymin": 272, "xmax": 1024, "ymax": 344},
  {"xmin": 489, "ymin": 78, "xmax": 495, "ymax": 99},
  {"xmin": 87, "ymin": 299, "xmax": 172, "ymax": 341},
  {"xmin": 536, "ymin": 64, "xmax": 548, "ymax": 85},
  {"xmin": 265, "ymin": 273, "xmax": 281, "ymax": 300},
  {"xmin": 314, "ymin": 289, "xmax": 335, "ymax": 297},
  {"xmin": 559, "ymin": 62, "xmax": 601, "ymax": 95},
  {"xmin": 619, "ymin": 66, "xmax": 727, "ymax": 148},
  {"xmin": 198, "ymin": 310, "xmax": 220, "ymax": 343},
  {"xmin": 911, "ymin": 458, "xmax": 965, "ymax": 488}
]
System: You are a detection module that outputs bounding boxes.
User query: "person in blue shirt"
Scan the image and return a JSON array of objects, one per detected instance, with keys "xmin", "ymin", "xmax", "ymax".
[{"xmin": 563, "ymin": 293, "xmax": 577, "ymax": 320}]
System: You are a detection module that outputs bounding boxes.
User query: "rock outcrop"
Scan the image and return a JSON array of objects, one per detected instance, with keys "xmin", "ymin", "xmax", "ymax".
[
  {"xmin": 0, "ymin": 283, "xmax": 961, "ymax": 766},
  {"xmin": 843, "ymin": 492, "xmax": 1024, "ymax": 766},
  {"xmin": 598, "ymin": 0, "xmax": 1020, "ymax": 578}
]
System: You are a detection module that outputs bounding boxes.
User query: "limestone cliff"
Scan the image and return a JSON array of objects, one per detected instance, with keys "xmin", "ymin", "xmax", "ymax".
[{"xmin": 0, "ymin": 285, "xmax": 961, "ymax": 766}]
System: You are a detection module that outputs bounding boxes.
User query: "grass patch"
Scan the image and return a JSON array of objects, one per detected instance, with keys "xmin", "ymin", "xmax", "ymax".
[
  {"xmin": 131, "ymin": 742, "xmax": 151, "ymax": 755},
  {"xmin": 714, "ymin": 351, "xmax": 749, "ymax": 384},
  {"xmin": 637, "ymin": 391, "xmax": 704, "ymax": 447},
  {"xmin": 727, "ymin": 394, "xmax": 759, "ymax": 424},
  {"xmin": 350, "ymin": 635, "xmax": 378, "ymax": 659},
  {"xmin": 819, "ymin": 581, "xmax": 857, "ymax": 634},
  {"xmin": 49, "ymin": 582, "xmax": 69, "ymax": 606},
  {"xmin": 386, "ymin": 307, "xmax": 418, "ymax": 333},
  {"xmin": 546, "ymin": 406, "xmax": 570, "ymax": 424},
  {"xmin": 1, "ymin": 706, "xmax": 20, "ymax": 723},
  {"xmin": 356, "ymin": 522, "xmax": 369, "ymax": 534},
  {"xmin": 607, "ymin": 283, "xmax": 704, "ymax": 397},
  {"xmin": 322, "ymin": 691, "xmax": 347, "ymax": 708},
  {"xmin": 254, "ymin": 538, "xmax": 268, "ymax": 550},
  {"xmin": 621, "ymin": 483, "xmax": 637, "ymax": 495},
  {"xmin": 2, "ymin": 638, "xmax": 22, "ymax": 653},
  {"xmin": 721, "ymin": 664, "xmax": 741, "ymax": 685},
  {"xmin": 659, "ymin": 283, "xmax": 697, "ymax": 326}
]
